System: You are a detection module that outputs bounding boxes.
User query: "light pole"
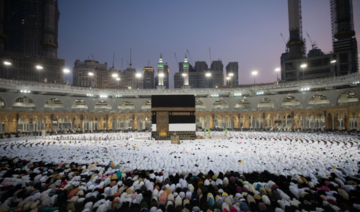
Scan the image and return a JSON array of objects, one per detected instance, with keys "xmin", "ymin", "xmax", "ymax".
[
  {"xmin": 112, "ymin": 73, "xmax": 118, "ymax": 89},
  {"xmin": 135, "ymin": 73, "xmax": 142, "ymax": 89},
  {"xmin": 300, "ymin": 64, "xmax": 307, "ymax": 80},
  {"xmin": 228, "ymin": 73, "xmax": 234, "ymax": 87},
  {"xmin": 88, "ymin": 72, "xmax": 94, "ymax": 88},
  {"xmin": 63, "ymin": 68, "xmax": 70, "ymax": 84},
  {"xmin": 206, "ymin": 72, "xmax": 211, "ymax": 88},
  {"xmin": 36, "ymin": 65, "xmax": 43, "ymax": 82},
  {"xmin": 252, "ymin": 71, "xmax": 258, "ymax": 85},
  {"xmin": 116, "ymin": 77, "xmax": 120, "ymax": 89},
  {"xmin": 275, "ymin": 68, "xmax": 280, "ymax": 81},
  {"xmin": 4, "ymin": 61, "xmax": 11, "ymax": 79},
  {"xmin": 331, "ymin": 60, "xmax": 336, "ymax": 77}
]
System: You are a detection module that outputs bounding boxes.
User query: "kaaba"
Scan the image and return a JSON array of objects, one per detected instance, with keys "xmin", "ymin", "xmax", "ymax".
[{"xmin": 151, "ymin": 95, "xmax": 197, "ymax": 140}]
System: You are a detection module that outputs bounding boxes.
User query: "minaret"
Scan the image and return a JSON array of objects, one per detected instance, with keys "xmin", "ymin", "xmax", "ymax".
[
  {"xmin": 158, "ymin": 55, "xmax": 164, "ymax": 86},
  {"xmin": 156, "ymin": 54, "xmax": 165, "ymax": 89},
  {"xmin": 183, "ymin": 55, "xmax": 189, "ymax": 86},
  {"xmin": 287, "ymin": 0, "xmax": 304, "ymax": 59},
  {"xmin": 42, "ymin": 0, "xmax": 58, "ymax": 58}
]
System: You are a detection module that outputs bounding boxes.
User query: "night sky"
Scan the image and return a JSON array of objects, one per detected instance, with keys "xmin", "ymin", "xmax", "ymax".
[{"xmin": 58, "ymin": 0, "xmax": 360, "ymax": 88}]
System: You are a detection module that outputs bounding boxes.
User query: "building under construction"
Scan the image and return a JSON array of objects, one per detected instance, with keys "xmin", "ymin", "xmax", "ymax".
[
  {"xmin": 281, "ymin": 0, "xmax": 358, "ymax": 81},
  {"xmin": 0, "ymin": 51, "xmax": 64, "ymax": 83},
  {"xmin": 0, "ymin": 0, "xmax": 65, "ymax": 83}
]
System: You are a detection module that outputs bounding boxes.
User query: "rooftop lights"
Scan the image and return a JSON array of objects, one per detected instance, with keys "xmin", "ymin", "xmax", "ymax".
[
  {"xmin": 256, "ymin": 92, "xmax": 264, "ymax": 95},
  {"xmin": 86, "ymin": 94, "xmax": 94, "ymax": 97},
  {"xmin": 100, "ymin": 95, "xmax": 108, "ymax": 98},
  {"xmin": 211, "ymin": 94, "xmax": 219, "ymax": 97},
  {"xmin": 20, "ymin": 90, "xmax": 31, "ymax": 93},
  {"xmin": 300, "ymin": 87, "xmax": 310, "ymax": 91},
  {"xmin": 115, "ymin": 95, "xmax": 122, "ymax": 97},
  {"xmin": 352, "ymin": 81, "xmax": 360, "ymax": 85},
  {"xmin": 234, "ymin": 93, "xmax": 242, "ymax": 97}
]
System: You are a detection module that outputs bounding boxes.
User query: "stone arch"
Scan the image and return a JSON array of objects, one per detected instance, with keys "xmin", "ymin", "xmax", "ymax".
[
  {"xmin": 118, "ymin": 100, "xmax": 135, "ymax": 111},
  {"xmin": 71, "ymin": 99, "xmax": 88, "ymax": 110},
  {"xmin": 94, "ymin": 100, "xmax": 112, "ymax": 110},
  {"xmin": 212, "ymin": 100, "xmax": 229, "ymax": 110},
  {"xmin": 44, "ymin": 98, "xmax": 64, "ymax": 109},
  {"xmin": 234, "ymin": 98, "xmax": 251, "ymax": 110},
  {"xmin": 12, "ymin": 96, "xmax": 36, "ymax": 110},
  {"xmin": 281, "ymin": 95, "xmax": 301, "ymax": 108},
  {"xmin": 257, "ymin": 97, "xmax": 274, "ymax": 109},
  {"xmin": 308, "ymin": 93, "xmax": 330, "ymax": 106},
  {"xmin": 337, "ymin": 90, "xmax": 359, "ymax": 105}
]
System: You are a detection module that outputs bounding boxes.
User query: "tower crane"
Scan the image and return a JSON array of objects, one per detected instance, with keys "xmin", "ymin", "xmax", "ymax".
[
  {"xmin": 280, "ymin": 33, "xmax": 288, "ymax": 52},
  {"xmin": 306, "ymin": 31, "xmax": 317, "ymax": 49},
  {"xmin": 187, "ymin": 50, "xmax": 194, "ymax": 66},
  {"xmin": 174, "ymin": 53, "xmax": 179, "ymax": 69}
]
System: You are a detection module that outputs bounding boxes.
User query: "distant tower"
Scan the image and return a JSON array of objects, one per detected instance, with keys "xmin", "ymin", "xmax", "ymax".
[
  {"xmin": 42, "ymin": 0, "xmax": 59, "ymax": 58},
  {"xmin": 158, "ymin": 55, "xmax": 164, "ymax": 86},
  {"xmin": 287, "ymin": 0, "xmax": 305, "ymax": 59},
  {"xmin": 183, "ymin": 55, "xmax": 189, "ymax": 86},
  {"xmin": 331, "ymin": 0, "xmax": 358, "ymax": 73}
]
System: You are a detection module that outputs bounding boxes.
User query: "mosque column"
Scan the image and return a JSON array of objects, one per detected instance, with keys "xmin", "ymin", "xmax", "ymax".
[
  {"xmin": 358, "ymin": 117, "xmax": 360, "ymax": 130},
  {"xmin": 142, "ymin": 120, "xmax": 146, "ymax": 129},
  {"xmin": 22, "ymin": 121, "xmax": 24, "ymax": 132},
  {"xmin": 82, "ymin": 120, "xmax": 84, "ymax": 133}
]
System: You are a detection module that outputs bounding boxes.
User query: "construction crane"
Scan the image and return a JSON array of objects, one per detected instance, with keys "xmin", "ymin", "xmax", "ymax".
[
  {"xmin": 174, "ymin": 53, "xmax": 179, "ymax": 69},
  {"xmin": 91, "ymin": 54, "xmax": 95, "ymax": 60},
  {"xmin": 280, "ymin": 33, "xmax": 288, "ymax": 52},
  {"xmin": 186, "ymin": 50, "xmax": 194, "ymax": 66},
  {"xmin": 306, "ymin": 31, "xmax": 317, "ymax": 49},
  {"xmin": 148, "ymin": 60, "xmax": 150, "ymax": 66}
]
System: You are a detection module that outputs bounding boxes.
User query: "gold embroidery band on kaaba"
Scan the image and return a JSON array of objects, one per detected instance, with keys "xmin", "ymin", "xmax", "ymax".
[{"xmin": 151, "ymin": 107, "xmax": 195, "ymax": 112}]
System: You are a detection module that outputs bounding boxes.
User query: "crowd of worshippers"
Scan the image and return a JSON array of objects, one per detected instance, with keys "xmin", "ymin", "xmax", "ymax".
[
  {"xmin": 0, "ymin": 132, "xmax": 359, "ymax": 211},
  {"xmin": 0, "ymin": 158, "xmax": 360, "ymax": 212}
]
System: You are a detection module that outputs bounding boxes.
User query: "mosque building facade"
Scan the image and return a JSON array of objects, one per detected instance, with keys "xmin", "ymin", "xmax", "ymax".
[{"xmin": 0, "ymin": 72, "xmax": 359, "ymax": 135}]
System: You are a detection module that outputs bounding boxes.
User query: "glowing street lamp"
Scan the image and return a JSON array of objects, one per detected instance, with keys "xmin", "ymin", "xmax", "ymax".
[
  {"xmin": 226, "ymin": 76, "xmax": 231, "ymax": 86},
  {"xmin": 3, "ymin": 61, "xmax": 11, "ymax": 79},
  {"xmin": 36, "ymin": 65, "xmax": 43, "ymax": 82},
  {"xmin": 88, "ymin": 72, "xmax": 94, "ymax": 88},
  {"xmin": 135, "ymin": 73, "xmax": 142, "ymax": 89},
  {"xmin": 331, "ymin": 60, "xmax": 336, "ymax": 77},
  {"xmin": 251, "ymin": 71, "xmax": 258, "ymax": 84},
  {"xmin": 275, "ymin": 68, "xmax": 280, "ymax": 81},
  {"xmin": 205, "ymin": 72, "xmax": 211, "ymax": 88},
  {"xmin": 300, "ymin": 64, "xmax": 307, "ymax": 80},
  {"xmin": 63, "ymin": 68, "xmax": 70, "ymax": 84}
]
